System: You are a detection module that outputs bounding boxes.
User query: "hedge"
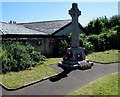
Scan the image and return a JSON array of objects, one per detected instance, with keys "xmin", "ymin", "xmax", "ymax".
[
  {"xmin": 1, "ymin": 41, "xmax": 46, "ymax": 73},
  {"xmin": 66, "ymin": 32, "xmax": 114, "ymax": 55}
]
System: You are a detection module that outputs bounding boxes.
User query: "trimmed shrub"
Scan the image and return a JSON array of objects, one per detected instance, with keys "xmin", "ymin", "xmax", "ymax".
[
  {"xmin": 109, "ymin": 15, "xmax": 120, "ymax": 28},
  {"xmin": 58, "ymin": 39, "xmax": 70, "ymax": 56},
  {"xmin": 79, "ymin": 34, "xmax": 94, "ymax": 54},
  {"xmin": 83, "ymin": 41, "xmax": 94, "ymax": 54},
  {"xmin": 1, "ymin": 41, "xmax": 46, "ymax": 73},
  {"xmin": 86, "ymin": 33, "xmax": 112, "ymax": 52},
  {"xmin": 79, "ymin": 33, "xmax": 113, "ymax": 54}
]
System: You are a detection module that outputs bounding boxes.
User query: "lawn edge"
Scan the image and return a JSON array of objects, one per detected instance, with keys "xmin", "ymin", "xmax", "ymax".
[
  {"xmin": 1, "ymin": 73, "xmax": 59, "ymax": 91},
  {"xmin": 2, "ymin": 61, "xmax": 119, "ymax": 90},
  {"xmin": 88, "ymin": 60, "xmax": 120, "ymax": 64},
  {"xmin": 68, "ymin": 72, "xmax": 119, "ymax": 95}
]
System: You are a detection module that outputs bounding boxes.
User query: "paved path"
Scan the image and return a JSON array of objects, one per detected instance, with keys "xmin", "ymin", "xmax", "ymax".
[{"xmin": 2, "ymin": 63, "xmax": 118, "ymax": 95}]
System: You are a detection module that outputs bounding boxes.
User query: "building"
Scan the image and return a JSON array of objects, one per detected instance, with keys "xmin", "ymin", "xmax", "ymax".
[{"xmin": 0, "ymin": 19, "xmax": 86, "ymax": 57}]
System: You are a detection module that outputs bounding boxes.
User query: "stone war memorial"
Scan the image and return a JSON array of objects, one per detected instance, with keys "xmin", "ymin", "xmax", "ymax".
[{"xmin": 58, "ymin": 3, "xmax": 93, "ymax": 71}]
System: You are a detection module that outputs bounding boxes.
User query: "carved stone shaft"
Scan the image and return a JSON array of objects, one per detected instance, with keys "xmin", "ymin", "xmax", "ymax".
[{"xmin": 69, "ymin": 3, "xmax": 81, "ymax": 48}]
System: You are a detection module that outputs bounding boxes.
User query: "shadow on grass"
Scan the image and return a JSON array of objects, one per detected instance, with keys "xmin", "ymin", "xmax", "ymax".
[
  {"xmin": 49, "ymin": 69, "xmax": 72, "ymax": 82},
  {"xmin": 2, "ymin": 70, "xmax": 72, "ymax": 91},
  {"xmin": 49, "ymin": 64, "xmax": 93, "ymax": 82}
]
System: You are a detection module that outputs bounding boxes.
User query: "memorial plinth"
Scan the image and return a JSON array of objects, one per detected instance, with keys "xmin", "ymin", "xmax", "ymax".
[{"xmin": 58, "ymin": 3, "xmax": 93, "ymax": 70}]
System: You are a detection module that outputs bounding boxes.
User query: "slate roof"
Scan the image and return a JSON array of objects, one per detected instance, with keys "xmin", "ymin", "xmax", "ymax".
[
  {"xmin": 18, "ymin": 20, "xmax": 72, "ymax": 35},
  {"xmin": 0, "ymin": 30, "xmax": 3, "ymax": 35},
  {"xmin": 0, "ymin": 19, "xmax": 87, "ymax": 36},
  {"xmin": 0, "ymin": 21, "xmax": 47, "ymax": 35}
]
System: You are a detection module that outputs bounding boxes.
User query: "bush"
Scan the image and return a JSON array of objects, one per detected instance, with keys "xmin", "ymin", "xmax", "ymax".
[
  {"xmin": 86, "ymin": 33, "xmax": 112, "ymax": 52},
  {"xmin": 78, "ymin": 33, "xmax": 113, "ymax": 54},
  {"xmin": 58, "ymin": 39, "xmax": 70, "ymax": 56},
  {"xmin": 87, "ymin": 34, "xmax": 102, "ymax": 51},
  {"xmin": 79, "ymin": 34, "xmax": 94, "ymax": 54},
  {"xmin": 109, "ymin": 15, "xmax": 120, "ymax": 28},
  {"xmin": 111, "ymin": 25, "xmax": 120, "ymax": 35},
  {"xmin": 58, "ymin": 32, "xmax": 114, "ymax": 56},
  {"xmin": 1, "ymin": 41, "xmax": 46, "ymax": 73},
  {"xmin": 83, "ymin": 41, "xmax": 94, "ymax": 54}
]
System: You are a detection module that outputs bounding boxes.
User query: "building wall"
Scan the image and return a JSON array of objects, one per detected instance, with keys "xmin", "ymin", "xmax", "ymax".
[
  {"xmin": 2, "ymin": 23, "xmax": 85, "ymax": 57},
  {"xmin": 55, "ymin": 24, "xmax": 85, "ymax": 36},
  {"xmin": 27, "ymin": 38, "xmax": 59, "ymax": 57}
]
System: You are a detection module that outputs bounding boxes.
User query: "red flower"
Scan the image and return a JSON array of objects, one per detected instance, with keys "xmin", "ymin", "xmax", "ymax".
[
  {"xmin": 63, "ymin": 55, "xmax": 69, "ymax": 61},
  {"xmin": 66, "ymin": 50, "xmax": 73, "ymax": 58},
  {"xmin": 76, "ymin": 54, "xmax": 83, "ymax": 61}
]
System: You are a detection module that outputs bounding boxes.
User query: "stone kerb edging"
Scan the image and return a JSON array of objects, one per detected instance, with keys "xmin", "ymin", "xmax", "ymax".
[
  {"xmin": 88, "ymin": 60, "xmax": 120, "ymax": 64},
  {"xmin": 1, "ymin": 73, "xmax": 59, "ymax": 91},
  {"xmin": 1, "ymin": 62, "xmax": 119, "ymax": 91}
]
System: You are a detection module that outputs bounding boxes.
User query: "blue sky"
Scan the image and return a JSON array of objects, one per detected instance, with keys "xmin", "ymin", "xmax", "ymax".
[{"xmin": 1, "ymin": 2, "xmax": 118, "ymax": 26}]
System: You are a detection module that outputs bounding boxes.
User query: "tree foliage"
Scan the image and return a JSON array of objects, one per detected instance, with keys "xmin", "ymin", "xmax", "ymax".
[
  {"xmin": 85, "ymin": 18, "xmax": 104, "ymax": 34},
  {"xmin": 1, "ymin": 41, "xmax": 46, "ymax": 73},
  {"xmin": 58, "ymin": 39, "xmax": 70, "ymax": 56},
  {"xmin": 109, "ymin": 15, "xmax": 120, "ymax": 28},
  {"xmin": 85, "ymin": 15, "xmax": 120, "ymax": 35}
]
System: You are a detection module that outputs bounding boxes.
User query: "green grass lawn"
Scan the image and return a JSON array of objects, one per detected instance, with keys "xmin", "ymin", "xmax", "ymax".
[
  {"xmin": 0, "ymin": 65, "xmax": 58, "ymax": 88},
  {"xmin": 87, "ymin": 49, "xmax": 119, "ymax": 63},
  {"xmin": 0, "ymin": 58, "xmax": 62, "ymax": 88},
  {"xmin": 43, "ymin": 58, "xmax": 62, "ymax": 66},
  {"xmin": 1, "ymin": 50, "xmax": 119, "ymax": 89},
  {"xmin": 68, "ymin": 72, "xmax": 119, "ymax": 95}
]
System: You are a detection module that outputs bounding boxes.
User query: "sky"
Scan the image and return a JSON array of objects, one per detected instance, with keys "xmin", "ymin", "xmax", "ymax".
[{"xmin": 1, "ymin": 1, "xmax": 119, "ymax": 27}]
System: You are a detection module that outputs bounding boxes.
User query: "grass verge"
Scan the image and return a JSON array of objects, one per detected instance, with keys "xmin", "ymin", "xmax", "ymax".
[
  {"xmin": 68, "ymin": 72, "xmax": 119, "ymax": 95},
  {"xmin": 87, "ymin": 49, "xmax": 119, "ymax": 63},
  {"xmin": 1, "ymin": 58, "xmax": 62, "ymax": 88},
  {"xmin": 43, "ymin": 58, "xmax": 62, "ymax": 66},
  {"xmin": 0, "ymin": 65, "xmax": 58, "ymax": 88},
  {"xmin": 1, "ymin": 49, "xmax": 119, "ymax": 89}
]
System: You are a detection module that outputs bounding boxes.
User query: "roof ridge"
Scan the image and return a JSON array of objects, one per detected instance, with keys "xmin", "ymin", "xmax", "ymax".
[
  {"xmin": 0, "ymin": 21, "xmax": 21, "ymax": 26},
  {"xmin": 17, "ymin": 19, "xmax": 71, "ymax": 24},
  {"xmin": 0, "ymin": 21, "xmax": 42, "ymax": 32},
  {"xmin": 0, "ymin": 21, "xmax": 48, "ymax": 35},
  {"xmin": 0, "ymin": 21, "xmax": 27, "ymax": 28},
  {"xmin": 0, "ymin": 21, "xmax": 10, "ymax": 24}
]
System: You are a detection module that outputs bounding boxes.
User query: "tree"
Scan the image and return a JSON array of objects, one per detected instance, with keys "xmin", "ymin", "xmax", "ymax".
[
  {"xmin": 99, "ymin": 16, "xmax": 110, "ymax": 29},
  {"xmin": 109, "ymin": 15, "xmax": 120, "ymax": 28},
  {"xmin": 85, "ymin": 18, "xmax": 104, "ymax": 34},
  {"xmin": 85, "ymin": 21, "xmax": 94, "ymax": 34}
]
